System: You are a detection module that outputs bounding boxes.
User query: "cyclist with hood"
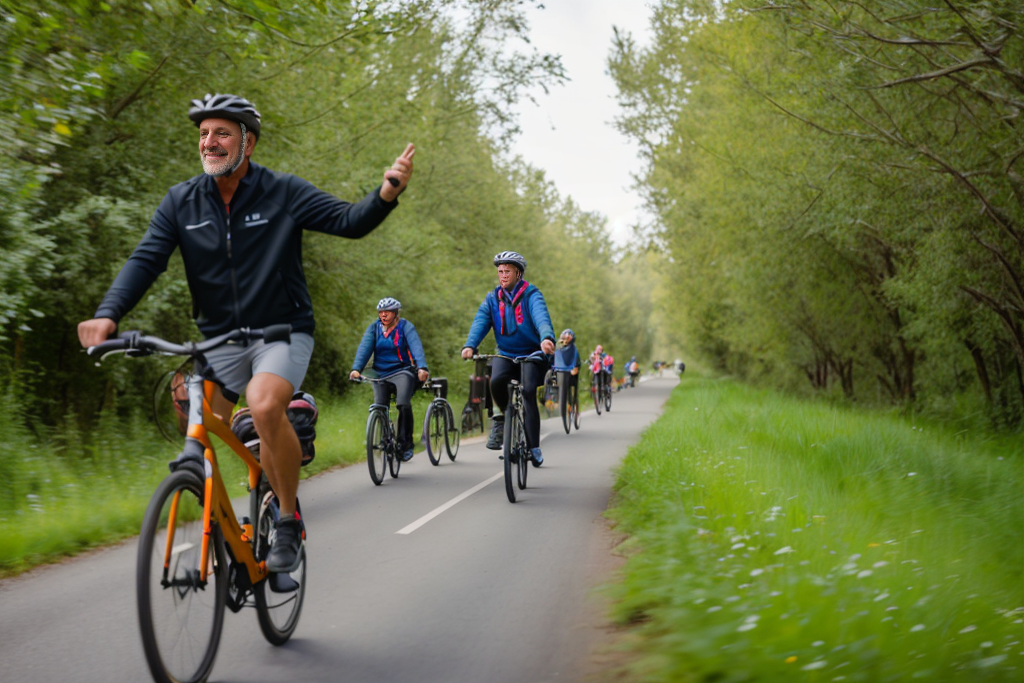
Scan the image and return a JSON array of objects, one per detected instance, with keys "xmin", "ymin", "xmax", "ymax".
[
  {"xmin": 461, "ymin": 251, "xmax": 555, "ymax": 466},
  {"xmin": 350, "ymin": 297, "xmax": 429, "ymax": 462},
  {"xmin": 78, "ymin": 93, "xmax": 414, "ymax": 574}
]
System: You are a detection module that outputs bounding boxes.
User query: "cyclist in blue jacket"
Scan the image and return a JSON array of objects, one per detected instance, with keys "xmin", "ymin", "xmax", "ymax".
[
  {"xmin": 78, "ymin": 93, "xmax": 414, "ymax": 574},
  {"xmin": 350, "ymin": 297, "xmax": 429, "ymax": 461},
  {"xmin": 553, "ymin": 328, "xmax": 581, "ymax": 395},
  {"xmin": 461, "ymin": 251, "xmax": 555, "ymax": 466}
]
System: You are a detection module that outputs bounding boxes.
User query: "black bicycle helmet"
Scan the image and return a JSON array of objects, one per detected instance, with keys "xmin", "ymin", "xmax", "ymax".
[
  {"xmin": 188, "ymin": 93, "xmax": 262, "ymax": 138},
  {"xmin": 493, "ymin": 250, "xmax": 526, "ymax": 274}
]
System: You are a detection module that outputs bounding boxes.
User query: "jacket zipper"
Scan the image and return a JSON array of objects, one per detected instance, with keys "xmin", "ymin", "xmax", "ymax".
[{"xmin": 225, "ymin": 204, "xmax": 242, "ymax": 329}]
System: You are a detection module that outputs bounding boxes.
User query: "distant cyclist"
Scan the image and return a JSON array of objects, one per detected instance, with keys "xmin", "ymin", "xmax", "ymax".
[
  {"xmin": 78, "ymin": 93, "xmax": 414, "ymax": 574},
  {"xmin": 350, "ymin": 297, "xmax": 429, "ymax": 462},
  {"xmin": 626, "ymin": 355, "xmax": 640, "ymax": 387},
  {"xmin": 461, "ymin": 251, "xmax": 555, "ymax": 466},
  {"xmin": 553, "ymin": 328, "xmax": 581, "ymax": 393}
]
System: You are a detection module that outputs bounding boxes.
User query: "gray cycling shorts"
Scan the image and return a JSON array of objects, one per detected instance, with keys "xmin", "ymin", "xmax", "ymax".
[{"xmin": 204, "ymin": 332, "xmax": 314, "ymax": 400}]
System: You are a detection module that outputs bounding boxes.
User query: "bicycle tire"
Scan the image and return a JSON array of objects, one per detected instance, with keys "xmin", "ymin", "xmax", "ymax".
[
  {"xmin": 572, "ymin": 384, "xmax": 581, "ymax": 430},
  {"xmin": 593, "ymin": 375, "xmax": 603, "ymax": 415},
  {"xmin": 137, "ymin": 469, "xmax": 227, "ymax": 683},
  {"xmin": 558, "ymin": 372, "xmax": 571, "ymax": 434},
  {"xmin": 605, "ymin": 381, "xmax": 613, "ymax": 411},
  {"xmin": 388, "ymin": 419, "xmax": 401, "ymax": 478},
  {"xmin": 502, "ymin": 405, "xmax": 519, "ymax": 503},
  {"xmin": 517, "ymin": 424, "xmax": 529, "ymax": 491},
  {"xmin": 444, "ymin": 402, "xmax": 460, "ymax": 460},
  {"xmin": 424, "ymin": 403, "xmax": 444, "ymax": 466},
  {"xmin": 366, "ymin": 410, "xmax": 386, "ymax": 485},
  {"xmin": 461, "ymin": 405, "xmax": 475, "ymax": 435},
  {"xmin": 253, "ymin": 484, "xmax": 305, "ymax": 646}
]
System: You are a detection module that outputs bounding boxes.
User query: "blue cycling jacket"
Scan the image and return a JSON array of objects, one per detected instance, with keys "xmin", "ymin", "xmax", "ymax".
[
  {"xmin": 351, "ymin": 318, "xmax": 428, "ymax": 376},
  {"xmin": 553, "ymin": 342, "xmax": 580, "ymax": 372},
  {"xmin": 464, "ymin": 280, "xmax": 555, "ymax": 357}
]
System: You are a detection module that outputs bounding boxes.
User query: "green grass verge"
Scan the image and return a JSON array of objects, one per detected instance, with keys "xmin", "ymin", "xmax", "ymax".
[
  {"xmin": 607, "ymin": 375, "xmax": 1023, "ymax": 682},
  {"xmin": 0, "ymin": 387, "xmax": 442, "ymax": 577}
]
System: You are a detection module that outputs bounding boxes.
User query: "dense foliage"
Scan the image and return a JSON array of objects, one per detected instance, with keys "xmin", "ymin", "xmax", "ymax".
[
  {"xmin": 0, "ymin": 0, "xmax": 658, "ymax": 438},
  {"xmin": 610, "ymin": 0, "xmax": 1024, "ymax": 427}
]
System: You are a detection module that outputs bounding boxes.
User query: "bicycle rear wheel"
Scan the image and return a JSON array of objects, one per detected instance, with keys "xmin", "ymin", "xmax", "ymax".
[
  {"xmin": 605, "ymin": 381, "xmax": 613, "ymax": 411},
  {"xmin": 559, "ymin": 372, "xmax": 571, "ymax": 434},
  {"xmin": 444, "ymin": 402, "xmax": 460, "ymax": 460},
  {"xmin": 137, "ymin": 470, "xmax": 226, "ymax": 683},
  {"xmin": 366, "ymin": 410, "xmax": 387, "ymax": 485},
  {"xmin": 424, "ymin": 402, "xmax": 444, "ymax": 466},
  {"xmin": 253, "ymin": 483, "xmax": 305, "ymax": 646},
  {"xmin": 388, "ymin": 419, "xmax": 401, "ymax": 478},
  {"xmin": 572, "ymin": 384, "xmax": 581, "ymax": 430}
]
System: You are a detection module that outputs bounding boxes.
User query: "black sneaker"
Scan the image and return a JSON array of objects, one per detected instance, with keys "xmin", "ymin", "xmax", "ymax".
[
  {"xmin": 486, "ymin": 416, "xmax": 504, "ymax": 450},
  {"xmin": 266, "ymin": 517, "xmax": 303, "ymax": 573}
]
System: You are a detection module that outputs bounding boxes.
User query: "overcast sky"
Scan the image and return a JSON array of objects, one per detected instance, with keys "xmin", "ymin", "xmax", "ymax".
[{"xmin": 508, "ymin": 1, "xmax": 655, "ymax": 248}]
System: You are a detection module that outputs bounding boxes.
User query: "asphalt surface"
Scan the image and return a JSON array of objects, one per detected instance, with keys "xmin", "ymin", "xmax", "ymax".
[{"xmin": 0, "ymin": 375, "xmax": 677, "ymax": 683}]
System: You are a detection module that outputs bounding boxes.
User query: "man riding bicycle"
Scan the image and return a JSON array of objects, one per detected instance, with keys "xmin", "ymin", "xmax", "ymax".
[
  {"xmin": 349, "ymin": 297, "xmax": 429, "ymax": 462},
  {"xmin": 77, "ymin": 93, "xmax": 413, "ymax": 573},
  {"xmin": 461, "ymin": 251, "xmax": 555, "ymax": 466}
]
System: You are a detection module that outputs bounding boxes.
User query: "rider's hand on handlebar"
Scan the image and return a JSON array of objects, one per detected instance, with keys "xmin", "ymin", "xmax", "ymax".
[
  {"xmin": 461, "ymin": 347, "xmax": 474, "ymax": 360},
  {"xmin": 78, "ymin": 318, "xmax": 117, "ymax": 349},
  {"xmin": 417, "ymin": 368, "xmax": 429, "ymax": 382},
  {"xmin": 541, "ymin": 339, "xmax": 555, "ymax": 355},
  {"xmin": 349, "ymin": 370, "xmax": 361, "ymax": 381}
]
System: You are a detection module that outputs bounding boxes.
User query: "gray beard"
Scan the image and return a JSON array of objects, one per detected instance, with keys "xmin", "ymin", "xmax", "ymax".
[{"xmin": 201, "ymin": 124, "xmax": 247, "ymax": 177}]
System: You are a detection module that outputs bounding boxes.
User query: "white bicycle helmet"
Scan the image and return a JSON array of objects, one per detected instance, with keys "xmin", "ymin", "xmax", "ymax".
[
  {"xmin": 493, "ymin": 251, "xmax": 526, "ymax": 273},
  {"xmin": 377, "ymin": 297, "xmax": 401, "ymax": 312}
]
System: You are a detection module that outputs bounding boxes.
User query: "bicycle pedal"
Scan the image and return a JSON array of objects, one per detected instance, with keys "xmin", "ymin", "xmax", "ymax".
[{"xmin": 268, "ymin": 572, "xmax": 300, "ymax": 593}]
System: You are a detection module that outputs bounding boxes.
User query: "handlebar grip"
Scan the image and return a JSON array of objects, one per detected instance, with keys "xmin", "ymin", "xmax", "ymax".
[
  {"xmin": 262, "ymin": 324, "xmax": 292, "ymax": 344},
  {"xmin": 87, "ymin": 338, "xmax": 128, "ymax": 356}
]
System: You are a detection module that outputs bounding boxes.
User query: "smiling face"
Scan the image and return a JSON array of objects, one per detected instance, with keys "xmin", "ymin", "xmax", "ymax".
[
  {"xmin": 198, "ymin": 117, "xmax": 252, "ymax": 177},
  {"xmin": 496, "ymin": 263, "xmax": 521, "ymax": 289}
]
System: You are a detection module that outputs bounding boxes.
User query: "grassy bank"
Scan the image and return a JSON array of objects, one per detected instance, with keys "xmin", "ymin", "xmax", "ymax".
[
  {"xmin": 0, "ymin": 386, "xmax": 442, "ymax": 577},
  {"xmin": 607, "ymin": 375, "xmax": 1023, "ymax": 682}
]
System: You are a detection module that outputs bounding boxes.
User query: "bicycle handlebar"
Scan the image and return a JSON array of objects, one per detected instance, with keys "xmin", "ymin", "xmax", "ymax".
[
  {"xmin": 87, "ymin": 324, "xmax": 292, "ymax": 360},
  {"xmin": 470, "ymin": 352, "xmax": 548, "ymax": 364}
]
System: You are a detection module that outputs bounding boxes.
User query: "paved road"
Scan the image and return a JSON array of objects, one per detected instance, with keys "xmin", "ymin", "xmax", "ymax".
[{"xmin": 0, "ymin": 376, "xmax": 677, "ymax": 683}]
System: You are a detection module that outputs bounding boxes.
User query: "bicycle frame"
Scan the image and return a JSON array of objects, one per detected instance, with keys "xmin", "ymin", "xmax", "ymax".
[{"xmin": 169, "ymin": 373, "xmax": 268, "ymax": 587}]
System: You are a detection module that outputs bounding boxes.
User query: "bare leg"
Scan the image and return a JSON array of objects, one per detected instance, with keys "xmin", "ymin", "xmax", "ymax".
[{"xmin": 247, "ymin": 372, "xmax": 301, "ymax": 518}]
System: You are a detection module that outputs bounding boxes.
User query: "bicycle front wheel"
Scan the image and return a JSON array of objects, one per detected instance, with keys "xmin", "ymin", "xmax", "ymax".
[
  {"xmin": 388, "ymin": 420, "xmax": 401, "ymax": 478},
  {"xmin": 605, "ymin": 382, "xmax": 613, "ymax": 411},
  {"xmin": 444, "ymin": 402, "xmax": 460, "ymax": 460},
  {"xmin": 366, "ymin": 409, "xmax": 387, "ymax": 485},
  {"xmin": 593, "ymin": 377, "xmax": 603, "ymax": 415},
  {"xmin": 424, "ymin": 402, "xmax": 444, "ymax": 466},
  {"xmin": 502, "ymin": 407, "xmax": 521, "ymax": 503},
  {"xmin": 137, "ymin": 470, "xmax": 227, "ymax": 683},
  {"xmin": 253, "ymin": 484, "xmax": 305, "ymax": 646}
]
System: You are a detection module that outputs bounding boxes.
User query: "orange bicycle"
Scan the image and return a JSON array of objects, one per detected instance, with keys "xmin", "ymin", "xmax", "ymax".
[{"xmin": 89, "ymin": 326, "xmax": 305, "ymax": 683}]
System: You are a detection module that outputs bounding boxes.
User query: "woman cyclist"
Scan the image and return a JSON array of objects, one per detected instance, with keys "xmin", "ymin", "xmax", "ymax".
[
  {"xmin": 350, "ymin": 298, "xmax": 429, "ymax": 462},
  {"xmin": 553, "ymin": 328, "xmax": 581, "ymax": 393},
  {"xmin": 461, "ymin": 251, "xmax": 555, "ymax": 466}
]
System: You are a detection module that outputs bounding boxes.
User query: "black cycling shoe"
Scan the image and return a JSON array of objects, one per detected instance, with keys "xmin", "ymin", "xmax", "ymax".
[
  {"xmin": 266, "ymin": 517, "xmax": 303, "ymax": 573},
  {"xmin": 486, "ymin": 416, "xmax": 504, "ymax": 450}
]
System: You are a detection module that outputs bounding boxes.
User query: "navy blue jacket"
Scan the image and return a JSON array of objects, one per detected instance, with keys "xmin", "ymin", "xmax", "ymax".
[
  {"xmin": 553, "ymin": 341, "xmax": 580, "ymax": 372},
  {"xmin": 464, "ymin": 280, "xmax": 555, "ymax": 357},
  {"xmin": 351, "ymin": 318, "xmax": 428, "ymax": 376},
  {"xmin": 95, "ymin": 162, "xmax": 396, "ymax": 337}
]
